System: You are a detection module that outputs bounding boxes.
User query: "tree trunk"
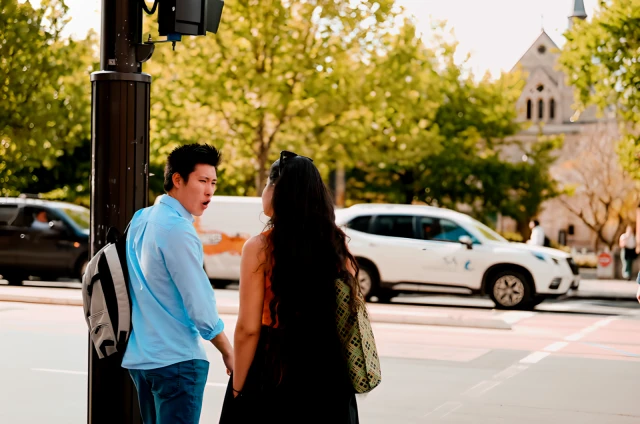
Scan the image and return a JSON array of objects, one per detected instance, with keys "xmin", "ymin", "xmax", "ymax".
[
  {"xmin": 254, "ymin": 118, "xmax": 270, "ymax": 196},
  {"xmin": 255, "ymin": 146, "xmax": 270, "ymax": 196},
  {"xmin": 517, "ymin": 219, "xmax": 532, "ymax": 242},
  {"xmin": 334, "ymin": 161, "xmax": 346, "ymax": 207},
  {"xmin": 399, "ymin": 170, "xmax": 415, "ymax": 204}
]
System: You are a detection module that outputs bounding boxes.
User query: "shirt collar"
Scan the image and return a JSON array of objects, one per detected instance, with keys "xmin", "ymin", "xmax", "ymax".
[{"xmin": 159, "ymin": 194, "xmax": 194, "ymax": 223}]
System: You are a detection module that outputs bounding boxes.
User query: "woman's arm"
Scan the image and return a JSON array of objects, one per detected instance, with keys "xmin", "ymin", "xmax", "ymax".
[{"xmin": 232, "ymin": 235, "xmax": 267, "ymax": 396}]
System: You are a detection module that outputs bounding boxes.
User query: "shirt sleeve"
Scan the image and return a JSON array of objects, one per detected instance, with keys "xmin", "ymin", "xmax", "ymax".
[{"xmin": 161, "ymin": 221, "xmax": 224, "ymax": 341}]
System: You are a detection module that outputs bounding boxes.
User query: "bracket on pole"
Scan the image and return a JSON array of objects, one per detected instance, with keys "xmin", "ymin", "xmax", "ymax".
[{"xmin": 145, "ymin": 33, "xmax": 183, "ymax": 51}]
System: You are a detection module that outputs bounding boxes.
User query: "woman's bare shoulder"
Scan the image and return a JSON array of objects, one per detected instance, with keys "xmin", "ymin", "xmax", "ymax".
[{"xmin": 242, "ymin": 234, "xmax": 269, "ymax": 262}]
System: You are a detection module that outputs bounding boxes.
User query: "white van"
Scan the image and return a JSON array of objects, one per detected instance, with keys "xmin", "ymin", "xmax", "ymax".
[{"xmin": 155, "ymin": 195, "xmax": 266, "ymax": 287}]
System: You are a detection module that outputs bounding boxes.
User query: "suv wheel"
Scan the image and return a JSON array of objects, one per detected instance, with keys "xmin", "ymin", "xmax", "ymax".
[
  {"xmin": 358, "ymin": 262, "xmax": 380, "ymax": 301},
  {"xmin": 489, "ymin": 269, "xmax": 531, "ymax": 310}
]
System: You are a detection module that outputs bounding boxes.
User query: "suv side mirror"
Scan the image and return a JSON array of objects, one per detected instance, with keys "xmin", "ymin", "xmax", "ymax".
[
  {"xmin": 51, "ymin": 220, "xmax": 67, "ymax": 232},
  {"xmin": 459, "ymin": 235, "xmax": 473, "ymax": 250}
]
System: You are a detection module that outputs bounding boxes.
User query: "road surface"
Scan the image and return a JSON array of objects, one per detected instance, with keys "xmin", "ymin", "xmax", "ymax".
[{"xmin": 1, "ymin": 293, "xmax": 639, "ymax": 423}]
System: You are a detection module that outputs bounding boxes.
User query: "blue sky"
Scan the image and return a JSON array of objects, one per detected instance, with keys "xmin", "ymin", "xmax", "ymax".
[{"xmin": 55, "ymin": 0, "xmax": 598, "ymax": 77}]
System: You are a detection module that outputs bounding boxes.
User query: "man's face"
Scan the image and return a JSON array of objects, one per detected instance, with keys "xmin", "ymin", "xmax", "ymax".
[
  {"xmin": 172, "ymin": 164, "xmax": 217, "ymax": 216},
  {"xmin": 529, "ymin": 221, "xmax": 535, "ymax": 230}
]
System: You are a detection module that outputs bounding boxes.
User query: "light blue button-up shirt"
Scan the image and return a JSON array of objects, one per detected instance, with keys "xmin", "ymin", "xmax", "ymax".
[{"xmin": 122, "ymin": 195, "xmax": 224, "ymax": 370}]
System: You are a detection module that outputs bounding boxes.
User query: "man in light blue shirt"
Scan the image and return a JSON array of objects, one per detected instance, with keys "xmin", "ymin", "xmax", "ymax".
[{"xmin": 124, "ymin": 144, "xmax": 233, "ymax": 424}]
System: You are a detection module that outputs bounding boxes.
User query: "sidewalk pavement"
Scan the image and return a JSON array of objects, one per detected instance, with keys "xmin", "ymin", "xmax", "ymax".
[
  {"xmin": 0, "ymin": 278, "xmax": 636, "ymax": 330},
  {"xmin": 572, "ymin": 279, "xmax": 638, "ymax": 300},
  {"xmin": 0, "ymin": 284, "xmax": 513, "ymax": 330}
]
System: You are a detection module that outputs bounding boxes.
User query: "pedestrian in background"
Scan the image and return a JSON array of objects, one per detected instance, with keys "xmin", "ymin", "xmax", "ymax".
[
  {"xmin": 220, "ymin": 151, "xmax": 367, "ymax": 423},
  {"xmin": 527, "ymin": 220, "xmax": 547, "ymax": 246},
  {"xmin": 619, "ymin": 225, "xmax": 636, "ymax": 280}
]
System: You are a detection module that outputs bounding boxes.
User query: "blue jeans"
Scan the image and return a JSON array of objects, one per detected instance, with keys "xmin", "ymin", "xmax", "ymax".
[{"xmin": 129, "ymin": 359, "xmax": 209, "ymax": 424}]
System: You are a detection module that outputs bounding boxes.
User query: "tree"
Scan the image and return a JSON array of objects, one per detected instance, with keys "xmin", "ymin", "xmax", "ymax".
[
  {"xmin": 560, "ymin": 0, "xmax": 640, "ymax": 177},
  {"xmin": 145, "ymin": 0, "xmax": 398, "ymax": 195},
  {"xmin": 556, "ymin": 121, "xmax": 639, "ymax": 250},
  {"xmin": 18, "ymin": 138, "xmax": 92, "ymax": 206},
  {"xmin": 0, "ymin": 0, "xmax": 96, "ymax": 196},
  {"xmin": 345, "ymin": 39, "xmax": 559, "ymax": 228},
  {"xmin": 143, "ymin": 3, "xmax": 558, "ymax": 224}
]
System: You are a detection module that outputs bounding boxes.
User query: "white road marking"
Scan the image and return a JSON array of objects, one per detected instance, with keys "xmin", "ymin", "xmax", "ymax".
[
  {"xmin": 424, "ymin": 401, "xmax": 463, "ymax": 418},
  {"xmin": 492, "ymin": 364, "xmax": 529, "ymax": 381},
  {"xmin": 543, "ymin": 341, "xmax": 569, "ymax": 352},
  {"xmin": 565, "ymin": 332, "xmax": 585, "ymax": 342},
  {"xmin": 32, "ymin": 368, "xmax": 87, "ymax": 376},
  {"xmin": 428, "ymin": 315, "xmax": 620, "ymax": 415},
  {"xmin": 519, "ymin": 351, "xmax": 551, "ymax": 364},
  {"xmin": 462, "ymin": 380, "xmax": 501, "ymax": 397},
  {"xmin": 564, "ymin": 316, "xmax": 617, "ymax": 342}
]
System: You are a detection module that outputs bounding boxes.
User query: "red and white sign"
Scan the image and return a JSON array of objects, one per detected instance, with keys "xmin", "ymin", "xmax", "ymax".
[{"xmin": 598, "ymin": 252, "xmax": 613, "ymax": 268}]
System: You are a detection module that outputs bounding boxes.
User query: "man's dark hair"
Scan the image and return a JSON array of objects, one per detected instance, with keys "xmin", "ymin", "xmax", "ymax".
[
  {"xmin": 163, "ymin": 144, "xmax": 221, "ymax": 192},
  {"xmin": 532, "ymin": 220, "xmax": 540, "ymax": 227}
]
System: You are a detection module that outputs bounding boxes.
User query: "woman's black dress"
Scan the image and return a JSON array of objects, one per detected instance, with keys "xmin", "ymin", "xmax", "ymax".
[{"xmin": 219, "ymin": 324, "xmax": 359, "ymax": 424}]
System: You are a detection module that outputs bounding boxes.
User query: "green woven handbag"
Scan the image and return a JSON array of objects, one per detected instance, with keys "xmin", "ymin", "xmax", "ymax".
[{"xmin": 335, "ymin": 278, "xmax": 382, "ymax": 393}]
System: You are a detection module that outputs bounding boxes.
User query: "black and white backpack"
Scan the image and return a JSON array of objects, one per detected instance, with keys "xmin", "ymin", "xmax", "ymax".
[{"xmin": 82, "ymin": 226, "xmax": 131, "ymax": 359}]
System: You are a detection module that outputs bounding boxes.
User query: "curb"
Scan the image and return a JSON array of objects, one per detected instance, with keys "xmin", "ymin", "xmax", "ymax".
[
  {"xmin": 368, "ymin": 310, "xmax": 511, "ymax": 330},
  {"xmin": 0, "ymin": 293, "xmax": 512, "ymax": 331},
  {"xmin": 0, "ymin": 293, "xmax": 83, "ymax": 307}
]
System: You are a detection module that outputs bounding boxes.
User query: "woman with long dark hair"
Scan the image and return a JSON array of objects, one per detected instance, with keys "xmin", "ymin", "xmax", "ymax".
[{"xmin": 219, "ymin": 151, "xmax": 363, "ymax": 423}]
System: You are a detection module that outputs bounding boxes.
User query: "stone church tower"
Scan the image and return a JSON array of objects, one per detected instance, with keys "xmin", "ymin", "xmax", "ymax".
[{"xmin": 504, "ymin": 0, "xmax": 618, "ymax": 249}]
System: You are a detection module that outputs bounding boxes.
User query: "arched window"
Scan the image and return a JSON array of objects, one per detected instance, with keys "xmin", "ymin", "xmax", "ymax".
[
  {"xmin": 538, "ymin": 99, "xmax": 544, "ymax": 120},
  {"xmin": 549, "ymin": 98, "xmax": 556, "ymax": 120},
  {"xmin": 526, "ymin": 99, "xmax": 532, "ymax": 120}
]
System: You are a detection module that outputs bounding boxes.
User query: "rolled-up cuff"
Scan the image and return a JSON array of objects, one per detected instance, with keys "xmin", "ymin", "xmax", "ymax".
[{"xmin": 201, "ymin": 318, "xmax": 225, "ymax": 341}]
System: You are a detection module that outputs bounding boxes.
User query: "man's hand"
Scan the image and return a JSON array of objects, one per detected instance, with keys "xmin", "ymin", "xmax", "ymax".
[
  {"xmin": 222, "ymin": 352, "xmax": 234, "ymax": 376},
  {"xmin": 210, "ymin": 331, "xmax": 234, "ymax": 374},
  {"xmin": 636, "ymin": 285, "xmax": 640, "ymax": 304}
]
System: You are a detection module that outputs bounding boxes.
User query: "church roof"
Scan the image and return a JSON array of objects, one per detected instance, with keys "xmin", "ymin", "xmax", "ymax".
[
  {"xmin": 510, "ymin": 30, "xmax": 559, "ymax": 73},
  {"xmin": 570, "ymin": 0, "xmax": 587, "ymax": 19}
]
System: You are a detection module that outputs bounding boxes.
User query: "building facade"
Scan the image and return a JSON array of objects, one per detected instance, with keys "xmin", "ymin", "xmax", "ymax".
[{"xmin": 502, "ymin": 0, "xmax": 622, "ymax": 250}]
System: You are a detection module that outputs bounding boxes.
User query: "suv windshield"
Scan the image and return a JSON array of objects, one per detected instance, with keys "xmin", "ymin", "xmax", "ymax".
[
  {"xmin": 470, "ymin": 221, "xmax": 507, "ymax": 242},
  {"xmin": 60, "ymin": 206, "xmax": 90, "ymax": 231}
]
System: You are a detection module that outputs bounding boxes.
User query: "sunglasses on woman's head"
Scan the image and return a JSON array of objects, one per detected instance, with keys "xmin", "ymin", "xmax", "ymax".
[{"xmin": 279, "ymin": 150, "xmax": 313, "ymax": 174}]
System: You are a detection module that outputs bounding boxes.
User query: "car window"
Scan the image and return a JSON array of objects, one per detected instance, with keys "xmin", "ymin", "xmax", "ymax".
[
  {"xmin": 0, "ymin": 205, "xmax": 19, "ymax": 225},
  {"xmin": 434, "ymin": 219, "xmax": 474, "ymax": 242},
  {"xmin": 470, "ymin": 221, "xmax": 507, "ymax": 242},
  {"xmin": 21, "ymin": 207, "xmax": 56, "ymax": 230},
  {"xmin": 418, "ymin": 216, "xmax": 476, "ymax": 243},
  {"xmin": 346, "ymin": 216, "xmax": 372, "ymax": 233},
  {"xmin": 60, "ymin": 206, "xmax": 90, "ymax": 231},
  {"xmin": 371, "ymin": 215, "xmax": 416, "ymax": 239}
]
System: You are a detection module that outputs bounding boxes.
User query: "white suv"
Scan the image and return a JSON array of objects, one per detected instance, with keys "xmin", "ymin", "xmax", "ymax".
[{"xmin": 336, "ymin": 204, "xmax": 580, "ymax": 309}]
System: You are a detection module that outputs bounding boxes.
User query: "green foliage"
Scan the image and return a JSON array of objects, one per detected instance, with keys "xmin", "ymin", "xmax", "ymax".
[
  {"xmin": 559, "ymin": 0, "xmax": 640, "ymax": 177},
  {"xmin": 18, "ymin": 138, "xmax": 92, "ymax": 206},
  {"xmin": 145, "ymin": 0, "xmax": 398, "ymax": 195},
  {"xmin": 2, "ymin": 0, "xmax": 560, "ymax": 224},
  {"xmin": 345, "ymin": 41, "xmax": 561, "ymax": 226},
  {"xmin": 0, "ymin": 0, "xmax": 96, "ymax": 197}
]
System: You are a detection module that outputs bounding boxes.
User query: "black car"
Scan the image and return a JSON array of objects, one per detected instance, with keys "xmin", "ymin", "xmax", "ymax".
[{"xmin": 0, "ymin": 197, "xmax": 90, "ymax": 285}]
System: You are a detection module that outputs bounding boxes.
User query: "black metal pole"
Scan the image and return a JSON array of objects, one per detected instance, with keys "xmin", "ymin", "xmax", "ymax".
[{"xmin": 88, "ymin": 0, "xmax": 150, "ymax": 423}]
